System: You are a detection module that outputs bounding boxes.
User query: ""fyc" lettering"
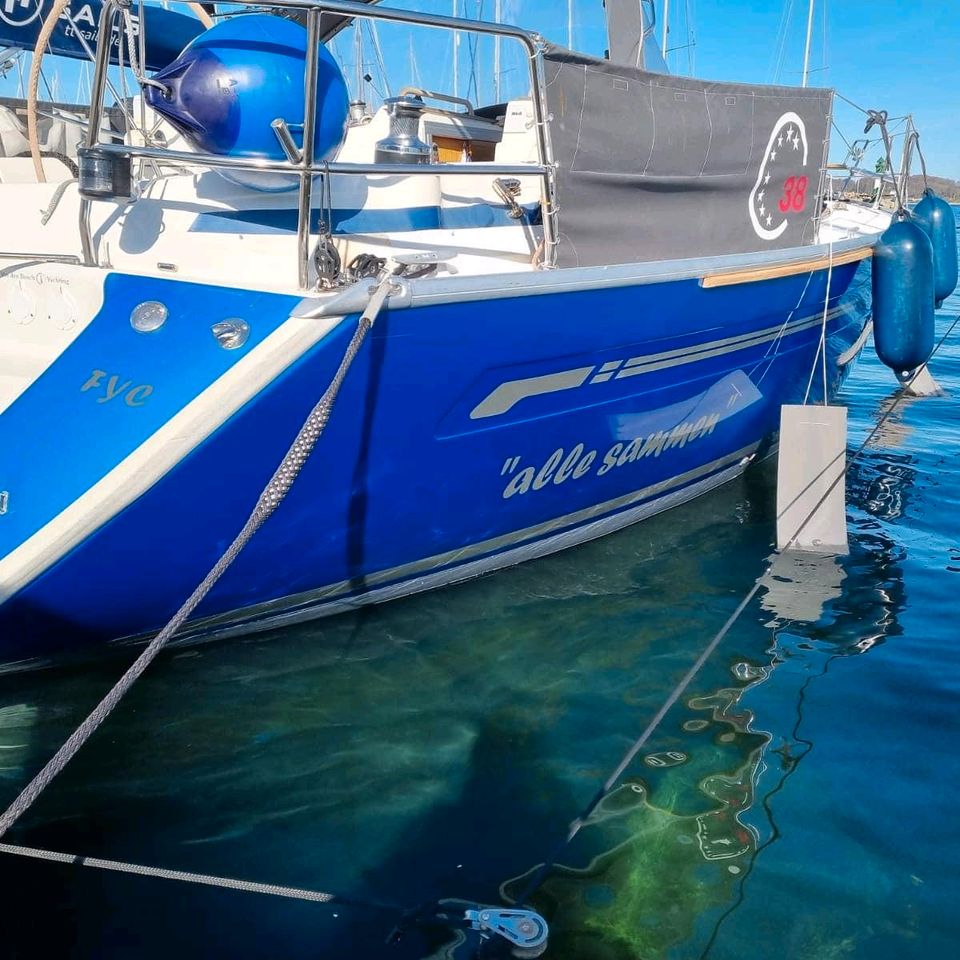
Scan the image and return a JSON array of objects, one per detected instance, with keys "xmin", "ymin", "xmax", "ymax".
[{"xmin": 81, "ymin": 369, "xmax": 154, "ymax": 407}]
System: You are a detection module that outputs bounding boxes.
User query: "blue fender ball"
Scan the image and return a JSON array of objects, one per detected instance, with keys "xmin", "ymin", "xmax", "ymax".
[{"xmin": 146, "ymin": 14, "xmax": 348, "ymax": 162}]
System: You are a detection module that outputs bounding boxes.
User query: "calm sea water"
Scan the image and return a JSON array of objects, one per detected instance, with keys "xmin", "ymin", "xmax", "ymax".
[{"xmin": 1, "ymin": 238, "xmax": 958, "ymax": 959}]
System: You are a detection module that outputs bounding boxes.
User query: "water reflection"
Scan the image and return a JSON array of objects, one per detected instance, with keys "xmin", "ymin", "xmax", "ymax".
[{"xmin": 497, "ymin": 519, "xmax": 909, "ymax": 960}]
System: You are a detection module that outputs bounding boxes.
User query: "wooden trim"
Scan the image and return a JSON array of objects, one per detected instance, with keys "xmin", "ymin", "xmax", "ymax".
[{"xmin": 699, "ymin": 246, "xmax": 872, "ymax": 289}]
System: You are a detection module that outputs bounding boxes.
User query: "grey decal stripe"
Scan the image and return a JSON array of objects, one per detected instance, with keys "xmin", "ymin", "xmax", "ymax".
[
  {"xmin": 620, "ymin": 306, "xmax": 847, "ymax": 371},
  {"xmin": 471, "ymin": 306, "xmax": 851, "ymax": 419},
  {"xmin": 615, "ymin": 313, "xmax": 833, "ymax": 380},
  {"xmin": 470, "ymin": 366, "xmax": 595, "ymax": 419}
]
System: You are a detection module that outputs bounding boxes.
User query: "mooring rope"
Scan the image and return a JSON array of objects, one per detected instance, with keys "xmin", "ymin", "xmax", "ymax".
[
  {"xmin": 0, "ymin": 271, "xmax": 398, "ymax": 842},
  {"xmin": 515, "ymin": 311, "xmax": 960, "ymax": 905},
  {"xmin": 0, "ymin": 842, "xmax": 329, "ymax": 903}
]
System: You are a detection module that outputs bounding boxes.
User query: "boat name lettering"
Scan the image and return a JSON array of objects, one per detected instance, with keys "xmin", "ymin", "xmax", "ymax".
[
  {"xmin": 501, "ymin": 443, "xmax": 597, "ymax": 498},
  {"xmin": 597, "ymin": 414, "xmax": 719, "ymax": 475},
  {"xmin": 80, "ymin": 369, "xmax": 153, "ymax": 407},
  {"xmin": 23, "ymin": 272, "xmax": 69, "ymax": 287},
  {"xmin": 500, "ymin": 414, "xmax": 719, "ymax": 498}
]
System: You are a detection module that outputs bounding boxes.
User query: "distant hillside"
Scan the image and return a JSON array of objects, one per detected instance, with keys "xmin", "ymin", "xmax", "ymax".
[
  {"xmin": 838, "ymin": 172, "xmax": 960, "ymax": 204},
  {"xmin": 906, "ymin": 174, "xmax": 960, "ymax": 201}
]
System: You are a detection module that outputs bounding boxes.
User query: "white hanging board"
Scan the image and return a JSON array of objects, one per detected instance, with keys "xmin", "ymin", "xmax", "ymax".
[{"xmin": 776, "ymin": 405, "xmax": 848, "ymax": 553}]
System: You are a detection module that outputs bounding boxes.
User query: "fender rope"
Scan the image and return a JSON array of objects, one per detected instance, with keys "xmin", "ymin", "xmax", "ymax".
[{"xmin": 0, "ymin": 270, "xmax": 398, "ymax": 841}]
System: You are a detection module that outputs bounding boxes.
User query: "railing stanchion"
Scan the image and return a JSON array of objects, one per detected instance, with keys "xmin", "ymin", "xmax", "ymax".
[
  {"xmin": 297, "ymin": 7, "xmax": 321, "ymax": 289},
  {"xmin": 78, "ymin": 0, "xmax": 117, "ymax": 267},
  {"xmin": 71, "ymin": 0, "xmax": 557, "ymax": 276}
]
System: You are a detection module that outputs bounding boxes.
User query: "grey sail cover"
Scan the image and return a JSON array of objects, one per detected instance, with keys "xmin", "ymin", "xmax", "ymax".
[
  {"xmin": 603, "ymin": 0, "xmax": 667, "ymax": 71},
  {"xmin": 542, "ymin": 47, "xmax": 834, "ymax": 267},
  {"xmin": 603, "ymin": 0, "xmax": 647, "ymax": 68}
]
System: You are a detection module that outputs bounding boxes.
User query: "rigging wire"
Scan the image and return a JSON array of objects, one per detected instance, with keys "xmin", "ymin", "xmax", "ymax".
[
  {"xmin": 363, "ymin": 17, "xmax": 392, "ymax": 100},
  {"xmin": 769, "ymin": 0, "xmax": 795, "ymax": 84},
  {"xmin": 684, "ymin": 0, "xmax": 696, "ymax": 75},
  {"xmin": 465, "ymin": 0, "xmax": 484, "ymax": 105},
  {"xmin": 821, "ymin": 0, "xmax": 829, "ymax": 79}
]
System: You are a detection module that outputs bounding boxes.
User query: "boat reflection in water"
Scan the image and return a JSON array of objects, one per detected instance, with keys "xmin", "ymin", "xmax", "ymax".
[{"xmin": 500, "ymin": 507, "xmax": 912, "ymax": 959}]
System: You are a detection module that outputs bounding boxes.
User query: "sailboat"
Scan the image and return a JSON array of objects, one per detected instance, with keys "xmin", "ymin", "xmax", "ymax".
[{"xmin": 0, "ymin": 0, "xmax": 953, "ymax": 666}]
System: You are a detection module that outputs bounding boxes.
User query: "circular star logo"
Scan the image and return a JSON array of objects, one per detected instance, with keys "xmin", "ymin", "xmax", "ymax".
[{"xmin": 0, "ymin": 0, "xmax": 46, "ymax": 28}]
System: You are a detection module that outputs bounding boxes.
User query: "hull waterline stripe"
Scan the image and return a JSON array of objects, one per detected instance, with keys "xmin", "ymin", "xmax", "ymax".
[{"xmin": 159, "ymin": 443, "xmax": 760, "ymax": 643}]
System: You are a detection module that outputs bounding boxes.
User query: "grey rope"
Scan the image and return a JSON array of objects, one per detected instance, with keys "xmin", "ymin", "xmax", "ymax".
[
  {"xmin": 122, "ymin": 8, "xmax": 170, "ymax": 96},
  {"xmin": 518, "ymin": 313, "xmax": 960, "ymax": 905},
  {"xmin": 0, "ymin": 842, "xmax": 334, "ymax": 903},
  {"xmin": 40, "ymin": 178, "xmax": 76, "ymax": 225},
  {"xmin": 864, "ymin": 109, "xmax": 905, "ymax": 217},
  {"xmin": 909, "ymin": 130, "xmax": 930, "ymax": 193},
  {"xmin": 0, "ymin": 271, "xmax": 398, "ymax": 841},
  {"xmin": 0, "ymin": 840, "xmax": 404, "ymax": 912}
]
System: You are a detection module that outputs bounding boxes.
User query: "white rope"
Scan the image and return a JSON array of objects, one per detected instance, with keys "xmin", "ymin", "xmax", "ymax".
[
  {"xmin": 803, "ymin": 236, "xmax": 835, "ymax": 405},
  {"xmin": 187, "ymin": 3, "xmax": 214, "ymax": 28},
  {"xmin": 27, "ymin": 0, "xmax": 71, "ymax": 183}
]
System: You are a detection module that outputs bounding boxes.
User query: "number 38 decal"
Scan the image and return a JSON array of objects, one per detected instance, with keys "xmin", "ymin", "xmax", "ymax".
[{"xmin": 749, "ymin": 111, "xmax": 810, "ymax": 241}]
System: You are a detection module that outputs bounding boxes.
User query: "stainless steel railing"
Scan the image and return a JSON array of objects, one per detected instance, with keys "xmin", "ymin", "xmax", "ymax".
[{"xmin": 79, "ymin": 0, "xmax": 558, "ymax": 287}]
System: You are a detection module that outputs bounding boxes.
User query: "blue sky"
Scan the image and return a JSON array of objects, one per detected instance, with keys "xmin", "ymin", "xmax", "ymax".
[
  {"xmin": 3, "ymin": 1, "xmax": 957, "ymax": 178},
  {"xmin": 329, "ymin": 0, "xmax": 960, "ymax": 180}
]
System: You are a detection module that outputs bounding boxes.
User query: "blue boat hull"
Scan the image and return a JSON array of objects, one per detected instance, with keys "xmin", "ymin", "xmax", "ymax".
[{"xmin": 0, "ymin": 258, "xmax": 868, "ymax": 664}]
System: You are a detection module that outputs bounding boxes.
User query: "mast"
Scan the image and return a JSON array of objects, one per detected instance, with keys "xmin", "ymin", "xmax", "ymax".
[
  {"xmin": 452, "ymin": 0, "xmax": 459, "ymax": 99},
  {"xmin": 661, "ymin": 0, "xmax": 669, "ymax": 59},
  {"xmin": 494, "ymin": 0, "xmax": 501, "ymax": 102},
  {"xmin": 801, "ymin": 0, "xmax": 815, "ymax": 87},
  {"xmin": 354, "ymin": 16, "xmax": 363, "ymax": 101}
]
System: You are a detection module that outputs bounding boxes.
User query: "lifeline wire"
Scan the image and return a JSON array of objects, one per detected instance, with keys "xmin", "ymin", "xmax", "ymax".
[
  {"xmin": 0, "ymin": 271, "xmax": 398, "ymax": 842},
  {"xmin": 518, "ymin": 312, "xmax": 960, "ymax": 905}
]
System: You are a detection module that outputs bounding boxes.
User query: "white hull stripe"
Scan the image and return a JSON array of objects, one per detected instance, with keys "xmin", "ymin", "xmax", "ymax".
[{"xmin": 0, "ymin": 311, "xmax": 345, "ymax": 606}]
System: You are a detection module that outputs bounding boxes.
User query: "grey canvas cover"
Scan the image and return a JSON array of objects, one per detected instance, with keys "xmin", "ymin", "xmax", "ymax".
[{"xmin": 542, "ymin": 47, "xmax": 833, "ymax": 267}]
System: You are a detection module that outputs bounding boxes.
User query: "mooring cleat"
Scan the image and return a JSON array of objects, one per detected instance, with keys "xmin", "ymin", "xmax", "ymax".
[
  {"xmin": 387, "ymin": 900, "xmax": 548, "ymax": 957},
  {"xmin": 464, "ymin": 907, "xmax": 549, "ymax": 957}
]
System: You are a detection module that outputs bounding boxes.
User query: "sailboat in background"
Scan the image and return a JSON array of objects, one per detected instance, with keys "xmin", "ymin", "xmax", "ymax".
[{"xmin": 0, "ymin": 0, "xmax": 953, "ymax": 667}]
